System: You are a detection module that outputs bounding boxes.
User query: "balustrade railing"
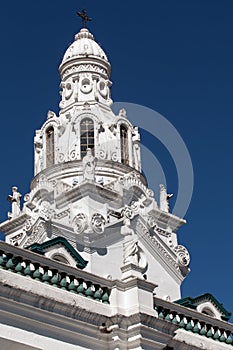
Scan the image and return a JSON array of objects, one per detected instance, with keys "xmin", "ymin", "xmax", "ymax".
[
  {"xmin": 0, "ymin": 241, "xmax": 111, "ymax": 304},
  {"xmin": 154, "ymin": 297, "xmax": 233, "ymax": 346}
]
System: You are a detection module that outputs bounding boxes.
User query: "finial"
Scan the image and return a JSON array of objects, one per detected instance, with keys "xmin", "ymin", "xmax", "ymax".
[{"xmin": 77, "ymin": 9, "xmax": 92, "ymax": 28}]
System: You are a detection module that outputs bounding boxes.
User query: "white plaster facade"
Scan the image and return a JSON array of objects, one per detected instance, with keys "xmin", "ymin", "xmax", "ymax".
[{"xmin": 0, "ymin": 25, "xmax": 232, "ymax": 350}]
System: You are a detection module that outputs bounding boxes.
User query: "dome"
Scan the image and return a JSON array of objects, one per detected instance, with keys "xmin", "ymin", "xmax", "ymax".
[{"xmin": 61, "ymin": 28, "xmax": 109, "ymax": 64}]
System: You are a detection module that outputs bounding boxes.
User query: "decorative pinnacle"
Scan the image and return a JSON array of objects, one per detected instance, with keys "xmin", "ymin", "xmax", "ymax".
[{"xmin": 77, "ymin": 9, "xmax": 92, "ymax": 28}]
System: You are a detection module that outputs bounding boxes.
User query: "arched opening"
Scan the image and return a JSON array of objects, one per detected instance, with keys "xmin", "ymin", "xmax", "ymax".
[
  {"xmin": 52, "ymin": 254, "xmax": 69, "ymax": 265},
  {"xmin": 80, "ymin": 118, "xmax": 94, "ymax": 158},
  {"xmin": 201, "ymin": 307, "xmax": 215, "ymax": 317},
  {"xmin": 120, "ymin": 124, "xmax": 129, "ymax": 165},
  {"xmin": 46, "ymin": 126, "xmax": 54, "ymax": 167}
]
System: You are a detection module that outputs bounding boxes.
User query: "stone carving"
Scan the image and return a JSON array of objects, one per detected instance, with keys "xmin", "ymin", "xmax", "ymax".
[
  {"xmin": 118, "ymin": 173, "xmax": 156, "ymax": 204},
  {"xmin": 121, "ymin": 206, "xmax": 134, "ymax": 220},
  {"xmin": 98, "ymin": 122, "xmax": 105, "ymax": 133},
  {"xmin": 136, "ymin": 219, "xmax": 182, "ymax": 276},
  {"xmin": 25, "ymin": 222, "xmax": 45, "ymax": 246},
  {"xmin": 82, "ymin": 102, "xmax": 91, "ymax": 111},
  {"xmin": 72, "ymin": 178, "xmax": 79, "ymax": 186},
  {"xmin": 133, "ymin": 143, "xmax": 140, "ymax": 170},
  {"xmin": 73, "ymin": 213, "xmax": 87, "ymax": 234},
  {"xmin": 24, "ymin": 193, "xmax": 31, "ymax": 202},
  {"xmin": 109, "ymin": 124, "xmax": 117, "ymax": 136},
  {"xmin": 10, "ymin": 232, "xmax": 23, "ymax": 246},
  {"xmin": 174, "ymin": 245, "xmax": 190, "ymax": 267},
  {"xmin": 147, "ymin": 215, "xmax": 157, "ymax": 228},
  {"xmin": 57, "ymin": 152, "xmax": 65, "ymax": 163},
  {"xmin": 69, "ymin": 149, "xmax": 76, "ymax": 160},
  {"xmin": 99, "ymin": 149, "xmax": 107, "ymax": 160},
  {"xmin": 24, "ymin": 218, "xmax": 33, "ymax": 232},
  {"xmin": 65, "ymin": 82, "xmax": 74, "ymax": 100},
  {"xmin": 57, "ymin": 121, "xmax": 66, "ymax": 137},
  {"xmin": 55, "ymin": 209, "xmax": 70, "ymax": 220},
  {"xmin": 91, "ymin": 213, "xmax": 106, "ymax": 234},
  {"xmin": 132, "ymin": 127, "xmax": 141, "ymax": 170},
  {"xmin": 40, "ymin": 201, "xmax": 54, "ymax": 222},
  {"xmin": 80, "ymin": 76, "xmax": 93, "ymax": 94},
  {"xmin": 34, "ymin": 131, "xmax": 43, "ymax": 175},
  {"xmin": 130, "ymin": 194, "xmax": 147, "ymax": 211},
  {"xmin": 82, "ymin": 148, "xmax": 96, "ymax": 181},
  {"xmin": 146, "ymin": 188, "xmax": 154, "ymax": 197},
  {"xmin": 97, "ymin": 177, "xmax": 104, "ymax": 186},
  {"xmin": 47, "ymin": 110, "xmax": 56, "ymax": 119},
  {"xmin": 156, "ymin": 227, "xmax": 170, "ymax": 237},
  {"xmin": 97, "ymin": 80, "xmax": 108, "ymax": 98},
  {"xmin": 7, "ymin": 186, "xmax": 22, "ymax": 219},
  {"xmin": 160, "ymin": 184, "xmax": 173, "ymax": 213},
  {"xmin": 121, "ymin": 218, "xmax": 140, "ymax": 266},
  {"xmin": 119, "ymin": 108, "xmax": 127, "ymax": 118},
  {"xmin": 111, "ymin": 151, "xmax": 118, "ymax": 162},
  {"xmin": 62, "ymin": 65, "xmax": 108, "ymax": 79}
]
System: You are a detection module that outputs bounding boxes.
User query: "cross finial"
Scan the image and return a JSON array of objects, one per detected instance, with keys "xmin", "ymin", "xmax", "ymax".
[{"xmin": 77, "ymin": 9, "xmax": 92, "ymax": 28}]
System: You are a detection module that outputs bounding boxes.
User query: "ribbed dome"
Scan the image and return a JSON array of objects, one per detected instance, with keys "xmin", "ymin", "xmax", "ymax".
[{"xmin": 61, "ymin": 28, "xmax": 109, "ymax": 64}]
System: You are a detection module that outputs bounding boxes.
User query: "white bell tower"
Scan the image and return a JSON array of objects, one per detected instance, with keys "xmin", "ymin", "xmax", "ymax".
[{"xmin": 0, "ymin": 24, "xmax": 190, "ymax": 301}]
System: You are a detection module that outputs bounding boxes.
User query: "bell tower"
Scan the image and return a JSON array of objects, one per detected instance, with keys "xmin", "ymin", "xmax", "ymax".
[{"xmin": 0, "ymin": 23, "xmax": 190, "ymax": 301}]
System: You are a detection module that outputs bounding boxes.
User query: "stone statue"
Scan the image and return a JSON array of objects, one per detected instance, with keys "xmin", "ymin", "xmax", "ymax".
[
  {"xmin": 160, "ymin": 184, "xmax": 173, "ymax": 213},
  {"xmin": 34, "ymin": 132, "xmax": 43, "ymax": 175},
  {"xmin": 47, "ymin": 110, "xmax": 56, "ymax": 120},
  {"xmin": 7, "ymin": 186, "xmax": 22, "ymax": 219},
  {"xmin": 82, "ymin": 148, "xmax": 96, "ymax": 181},
  {"xmin": 119, "ymin": 108, "xmax": 127, "ymax": 118},
  {"xmin": 121, "ymin": 218, "xmax": 139, "ymax": 266}
]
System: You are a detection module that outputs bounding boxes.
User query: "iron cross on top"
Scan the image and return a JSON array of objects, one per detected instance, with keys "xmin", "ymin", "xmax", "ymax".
[{"xmin": 77, "ymin": 9, "xmax": 92, "ymax": 28}]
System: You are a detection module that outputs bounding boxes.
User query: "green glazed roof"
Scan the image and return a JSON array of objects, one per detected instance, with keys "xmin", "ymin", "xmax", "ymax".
[
  {"xmin": 25, "ymin": 236, "xmax": 88, "ymax": 269},
  {"xmin": 175, "ymin": 293, "xmax": 231, "ymax": 321}
]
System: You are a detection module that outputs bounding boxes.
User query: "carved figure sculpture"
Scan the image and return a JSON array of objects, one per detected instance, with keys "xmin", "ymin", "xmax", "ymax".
[
  {"xmin": 119, "ymin": 108, "xmax": 127, "ymax": 118},
  {"xmin": 7, "ymin": 186, "xmax": 22, "ymax": 219},
  {"xmin": 159, "ymin": 184, "xmax": 173, "ymax": 213},
  {"xmin": 34, "ymin": 132, "xmax": 43, "ymax": 175},
  {"xmin": 121, "ymin": 218, "xmax": 139, "ymax": 266},
  {"xmin": 82, "ymin": 148, "xmax": 96, "ymax": 181},
  {"xmin": 174, "ymin": 245, "xmax": 190, "ymax": 267},
  {"xmin": 47, "ymin": 110, "xmax": 57, "ymax": 119}
]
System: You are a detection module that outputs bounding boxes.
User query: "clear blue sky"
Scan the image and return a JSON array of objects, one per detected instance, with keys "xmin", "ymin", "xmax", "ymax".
[{"xmin": 0, "ymin": 1, "xmax": 233, "ymax": 318}]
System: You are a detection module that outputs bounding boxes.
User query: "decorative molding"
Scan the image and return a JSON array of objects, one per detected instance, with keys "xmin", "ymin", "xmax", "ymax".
[
  {"xmin": 54, "ymin": 209, "xmax": 70, "ymax": 220},
  {"xmin": 91, "ymin": 213, "xmax": 106, "ymax": 234},
  {"xmin": 62, "ymin": 64, "xmax": 108, "ymax": 79},
  {"xmin": 99, "ymin": 149, "xmax": 107, "ymax": 160},
  {"xmin": 174, "ymin": 245, "xmax": 190, "ymax": 267},
  {"xmin": 136, "ymin": 218, "xmax": 185, "ymax": 283},
  {"xmin": 73, "ymin": 213, "xmax": 87, "ymax": 234},
  {"xmin": 118, "ymin": 172, "xmax": 154, "ymax": 199},
  {"xmin": 147, "ymin": 215, "xmax": 157, "ymax": 228},
  {"xmin": 156, "ymin": 227, "xmax": 170, "ymax": 237},
  {"xmin": 24, "ymin": 221, "xmax": 46, "ymax": 246},
  {"xmin": 39, "ymin": 201, "xmax": 55, "ymax": 222},
  {"xmin": 9, "ymin": 232, "xmax": 23, "ymax": 245}
]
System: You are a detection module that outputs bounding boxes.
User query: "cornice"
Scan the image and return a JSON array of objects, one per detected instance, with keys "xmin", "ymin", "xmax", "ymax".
[
  {"xmin": 136, "ymin": 217, "xmax": 186, "ymax": 284},
  {"xmin": 55, "ymin": 181, "xmax": 120, "ymax": 209},
  {"xmin": 0, "ymin": 213, "xmax": 29, "ymax": 234},
  {"xmin": 148, "ymin": 207, "xmax": 186, "ymax": 231}
]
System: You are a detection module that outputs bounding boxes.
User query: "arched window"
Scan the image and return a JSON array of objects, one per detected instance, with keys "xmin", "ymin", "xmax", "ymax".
[
  {"xmin": 46, "ymin": 126, "xmax": 54, "ymax": 167},
  {"xmin": 201, "ymin": 308, "xmax": 215, "ymax": 317},
  {"xmin": 80, "ymin": 118, "xmax": 94, "ymax": 158},
  {"xmin": 120, "ymin": 125, "xmax": 129, "ymax": 165},
  {"xmin": 52, "ymin": 254, "xmax": 69, "ymax": 264}
]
